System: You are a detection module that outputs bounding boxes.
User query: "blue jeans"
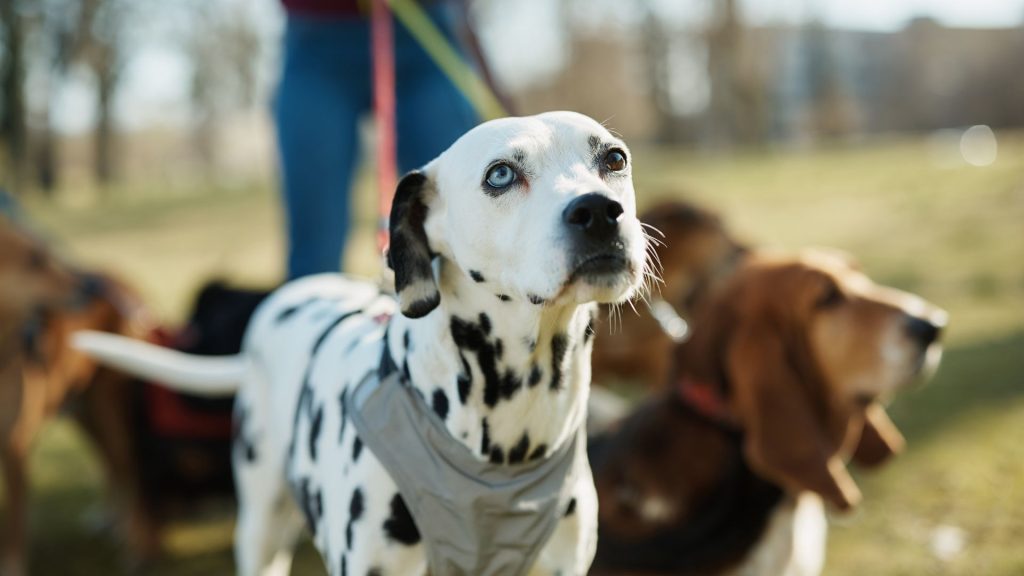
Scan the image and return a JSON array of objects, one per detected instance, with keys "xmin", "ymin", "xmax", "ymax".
[{"xmin": 275, "ymin": 6, "xmax": 479, "ymax": 279}]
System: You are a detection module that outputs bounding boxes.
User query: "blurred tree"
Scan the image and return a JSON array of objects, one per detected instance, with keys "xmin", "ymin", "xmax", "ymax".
[
  {"xmin": 183, "ymin": 3, "xmax": 260, "ymax": 177},
  {"xmin": 32, "ymin": 0, "xmax": 102, "ymax": 193},
  {"xmin": 705, "ymin": 0, "xmax": 767, "ymax": 146},
  {"xmin": 79, "ymin": 0, "xmax": 128, "ymax": 185},
  {"xmin": 0, "ymin": 0, "xmax": 28, "ymax": 190},
  {"xmin": 802, "ymin": 20, "xmax": 855, "ymax": 139}
]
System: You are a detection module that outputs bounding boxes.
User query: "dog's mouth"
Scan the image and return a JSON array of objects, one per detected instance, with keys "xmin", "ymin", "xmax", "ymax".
[{"xmin": 570, "ymin": 251, "xmax": 630, "ymax": 283}]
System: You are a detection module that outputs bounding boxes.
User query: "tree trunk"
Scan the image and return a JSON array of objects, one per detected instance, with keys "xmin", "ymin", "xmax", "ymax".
[
  {"xmin": 94, "ymin": 59, "xmax": 116, "ymax": 185},
  {"xmin": 0, "ymin": 1, "xmax": 28, "ymax": 189}
]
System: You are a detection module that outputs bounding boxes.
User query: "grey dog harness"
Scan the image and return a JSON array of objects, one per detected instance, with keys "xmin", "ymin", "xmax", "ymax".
[{"xmin": 347, "ymin": 351, "xmax": 585, "ymax": 576}]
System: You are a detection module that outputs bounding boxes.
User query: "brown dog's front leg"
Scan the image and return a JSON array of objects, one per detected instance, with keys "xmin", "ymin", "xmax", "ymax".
[{"xmin": 1, "ymin": 443, "xmax": 29, "ymax": 576}]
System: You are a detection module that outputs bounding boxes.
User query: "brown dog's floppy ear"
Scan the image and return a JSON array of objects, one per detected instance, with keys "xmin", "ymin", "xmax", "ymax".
[
  {"xmin": 729, "ymin": 324, "xmax": 862, "ymax": 511},
  {"xmin": 387, "ymin": 171, "xmax": 440, "ymax": 318},
  {"xmin": 852, "ymin": 401, "xmax": 905, "ymax": 468}
]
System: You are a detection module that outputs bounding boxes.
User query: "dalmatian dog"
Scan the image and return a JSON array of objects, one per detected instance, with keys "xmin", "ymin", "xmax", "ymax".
[{"xmin": 74, "ymin": 111, "xmax": 651, "ymax": 576}]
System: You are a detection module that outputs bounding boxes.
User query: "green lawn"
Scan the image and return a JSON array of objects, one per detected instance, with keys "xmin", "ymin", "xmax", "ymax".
[{"xmin": 8, "ymin": 131, "xmax": 1024, "ymax": 574}]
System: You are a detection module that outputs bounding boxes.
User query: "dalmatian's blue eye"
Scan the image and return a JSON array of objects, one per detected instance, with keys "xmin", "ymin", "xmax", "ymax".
[{"xmin": 485, "ymin": 164, "xmax": 516, "ymax": 189}]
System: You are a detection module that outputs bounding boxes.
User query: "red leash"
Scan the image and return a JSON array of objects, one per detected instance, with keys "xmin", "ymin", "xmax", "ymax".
[{"xmin": 371, "ymin": 0, "xmax": 398, "ymax": 255}]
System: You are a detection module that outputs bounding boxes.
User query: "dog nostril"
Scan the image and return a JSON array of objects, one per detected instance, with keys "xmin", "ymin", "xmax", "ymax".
[
  {"xmin": 566, "ymin": 205, "xmax": 594, "ymax": 228},
  {"xmin": 563, "ymin": 193, "xmax": 622, "ymax": 236},
  {"xmin": 606, "ymin": 201, "xmax": 624, "ymax": 223},
  {"xmin": 905, "ymin": 316, "xmax": 941, "ymax": 346}
]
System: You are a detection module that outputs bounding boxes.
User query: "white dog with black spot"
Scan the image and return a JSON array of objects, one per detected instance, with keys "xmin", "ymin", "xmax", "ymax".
[{"xmin": 74, "ymin": 112, "xmax": 651, "ymax": 576}]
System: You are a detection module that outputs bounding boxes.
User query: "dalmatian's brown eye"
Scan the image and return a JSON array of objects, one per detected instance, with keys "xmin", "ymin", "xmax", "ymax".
[{"xmin": 604, "ymin": 149, "xmax": 627, "ymax": 172}]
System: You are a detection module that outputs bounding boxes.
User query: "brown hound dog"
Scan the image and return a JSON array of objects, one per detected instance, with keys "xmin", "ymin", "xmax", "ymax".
[
  {"xmin": 590, "ymin": 200, "xmax": 748, "ymax": 390},
  {"xmin": 0, "ymin": 217, "xmax": 157, "ymax": 576},
  {"xmin": 588, "ymin": 246, "xmax": 946, "ymax": 575}
]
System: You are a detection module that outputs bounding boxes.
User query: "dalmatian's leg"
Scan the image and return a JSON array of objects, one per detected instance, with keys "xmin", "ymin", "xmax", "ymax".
[
  {"xmin": 533, "ymin": 472, "xmax": 599, "ymax": 576},
  {"xmin": 232, "ymin": 369, "xmax": 305, "ymax": 576}
]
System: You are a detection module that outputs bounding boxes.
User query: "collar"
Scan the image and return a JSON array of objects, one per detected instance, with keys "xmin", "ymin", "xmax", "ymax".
[{"xmin": 675, "ymin": 375, "xmax": 740, "ymax": 429}]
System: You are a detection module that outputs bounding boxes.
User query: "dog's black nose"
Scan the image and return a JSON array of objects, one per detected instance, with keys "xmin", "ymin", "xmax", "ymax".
[
  {"xmin": 563, "ymin": 193, "xmax": 623, "ymax": 241},
  {"xmin": 905, "ymin": 315, "xmax": 941, "ymax": 347}
]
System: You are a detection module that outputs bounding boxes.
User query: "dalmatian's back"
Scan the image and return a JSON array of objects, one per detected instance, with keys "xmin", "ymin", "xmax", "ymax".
[{"xmin": 237, "ymin": 275, "xmax": 422, "ymax": 572}]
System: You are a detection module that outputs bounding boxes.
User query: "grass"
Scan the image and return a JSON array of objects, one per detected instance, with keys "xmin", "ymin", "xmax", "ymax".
[{"xmin": 6, "ymin": 130, "xmax": 1024, "ymax": 574}]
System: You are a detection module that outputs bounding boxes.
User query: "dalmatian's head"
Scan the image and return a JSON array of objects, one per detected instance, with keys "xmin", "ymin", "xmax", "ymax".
[{"xmin": 388, "ymin": 112, "xmax": 648, "ymax": 318}]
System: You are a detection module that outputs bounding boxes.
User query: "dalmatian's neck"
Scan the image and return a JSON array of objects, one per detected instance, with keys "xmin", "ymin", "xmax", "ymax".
[{"xmin": 387, "ymin": 262, "xmax": 595, "ymax": 464}]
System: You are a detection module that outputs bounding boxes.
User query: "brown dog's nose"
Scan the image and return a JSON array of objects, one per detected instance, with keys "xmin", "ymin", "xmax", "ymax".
[
  {"xmin": 905, "ymin": 315, "xmax": 941, "ymax": 347},
  {"xmin": 563, "ymin": 193, "xmax": 623, "ymax": 242}
]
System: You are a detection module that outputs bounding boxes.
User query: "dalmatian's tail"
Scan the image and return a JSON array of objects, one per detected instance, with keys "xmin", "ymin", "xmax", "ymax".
[{"xmin": 72, "ymin": 330, "xmax": 246, "ymax": 397}]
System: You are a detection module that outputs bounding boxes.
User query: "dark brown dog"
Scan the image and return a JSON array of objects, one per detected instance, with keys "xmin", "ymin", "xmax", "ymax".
[
  {"xmin": 591, "ymin": 200, "xmax": 747, "ymax": 389},
  {"xmin": 0, "ymin": 216, "xmax": 158, "ymax": 575},
  {"xmin": 589, "ymin": 248, "xmax": 946, "ymax": 575}
]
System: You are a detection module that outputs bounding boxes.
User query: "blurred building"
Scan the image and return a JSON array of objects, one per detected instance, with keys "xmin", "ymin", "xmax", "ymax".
[{"xmin": 513, "ymin": 17, "xmax": 1024, "ymax": 146}]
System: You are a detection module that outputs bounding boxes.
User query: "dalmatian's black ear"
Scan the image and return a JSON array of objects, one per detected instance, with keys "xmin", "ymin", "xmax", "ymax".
[{"xmin": 388, "ymin": 171, "xmax": 440, "ymax": 318}]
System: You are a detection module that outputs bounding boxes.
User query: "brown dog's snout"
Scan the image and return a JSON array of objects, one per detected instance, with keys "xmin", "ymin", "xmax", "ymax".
[
  {"xmin": 904, "ymin": 314, "xmax": 943, "ymax": 347},
  {"xmin": 563, "ymin": 193, "xmax": 623, "ymax": 242}
]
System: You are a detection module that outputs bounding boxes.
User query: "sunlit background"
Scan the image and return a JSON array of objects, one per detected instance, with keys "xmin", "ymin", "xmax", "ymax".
[{"xmin": 1, "ymin": 0, "xmax": 1023, "ymax": 574}]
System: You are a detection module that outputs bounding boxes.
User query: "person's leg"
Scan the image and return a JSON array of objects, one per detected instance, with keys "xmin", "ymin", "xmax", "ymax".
[
  {"xmin": 394, "ymin": 5, "xmax": 480, "ymax": 173},
  {"xmin": 275, "ymin": 15, "xmax": 371, "ymax": 279}
]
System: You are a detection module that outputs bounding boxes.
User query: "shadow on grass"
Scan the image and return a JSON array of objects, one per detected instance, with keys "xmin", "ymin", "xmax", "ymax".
[{"xmin": 886, "ymin": 329, "xmax": 1024, "ymax": 445}]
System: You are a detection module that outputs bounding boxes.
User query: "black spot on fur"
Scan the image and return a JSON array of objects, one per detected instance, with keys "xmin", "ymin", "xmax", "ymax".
[
  {"xmin": 508, "ymin": 432, "xmax": 531, "ymax": 464},
  {"xmin": 367, "ymin": 569, "xmax": 382, "ymax": 576},
  {"xmin": 489, "ymin": 446, "xmax": 505, "ymax": 464},
  {"xmin": 565, "ymin": 497, "xmax": 577, "ymax": 517},
  {"xmin": 352, "ymin": 436, "xmax": 363, "ymax": 462},
  {"xmin": 403, "ymin": 329, "xmax": 411, "ymax": 352},
  {"xmin": 480, "ymin": 418, "xmax": 491, "ymax": 455},
  {"xmin": 550, "ymin": 334, "xmax": 568, "ymax": 390},
  {"xmin": 451, "ymin": 316, "xmax": 521, "ymax": 407},
  {"xmin": 347, "ymin": 488, "xmax": 364, "ymax": 548},
  {"xmin": 379, "ymin": 330, "xmax": 399, "ymax": 380},
  {"xmin": 287, "ymin": 311, "xmax": 355, "ymax": 468},
  {"xmin": 383, "ymin": 494, "xmax": 422, "ymax": 545},
  {"xmin": 495, "ymin": 338, "xmax": 504, "ymax": 359},
  {"xmin": 529, "ymin": 444, "xmax": 548, "ymax": 461},
  {"xmin": 340, "ymin": 555, "xmax": 347, "ymax": 576},
  {"xmin": 298, "ymin": 478, "xmax": 323, "ymax": 535},
  {"xmin": 528, "ymin": 293, "xmax": 546, "ymax": 305},
  {"xmin": 469, "ymin": 270, "xmax": 486, "ymax": 283},
  {"xmin": 313, "ymin": 311, "xmax": 359, "ymax": 354},
  {"xmin": 432, "ymin": 388, "xmax": 449, "ymax": 420},
  {"xmin": 588, "ymin": 134, "xmax": 602, "ymax": 153},
  {"xmin": 309, "ymin": 404, "xmax": 324, "ymax": 461},
  {"xmin": 584, "ymin": 317, "xmax": 596, "ymax": 343},
  {"xmin": 275, "ymin": 298, "xmax": 318, "ymax": 323},
  {"xmin": 338, "ymin": 392, "xmax": 348, "ymax": 443},
  {"xmin": 528, "ymin": 365, "xmax": 542, "ymax": 387},
  {"xmin": 232, "ymin": 406, "xmax": 257, "ymax": 463},
  {"xmin": 457, "ymin": 370, "xmax": 472, "ymax": 405},
  {"xmin": 497, "ymin": 294, "xmax": 512, "ymax": 302},
  {"xmin": 401, "ymin": 359, "xmax": 412, "ymax": 384}
]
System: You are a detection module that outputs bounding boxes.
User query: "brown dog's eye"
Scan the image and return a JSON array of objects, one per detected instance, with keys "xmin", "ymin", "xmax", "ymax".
[
  {"xmin": 604, "ymin": 149, "xmax": 627, "ymax": 172},
  {"xmin": 27, "ymin": 249, "xmax": 46, "ymax": 270},
  {"xmin": 816, "ymin": 282, "xmax": 845, "ymax": 309}
]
